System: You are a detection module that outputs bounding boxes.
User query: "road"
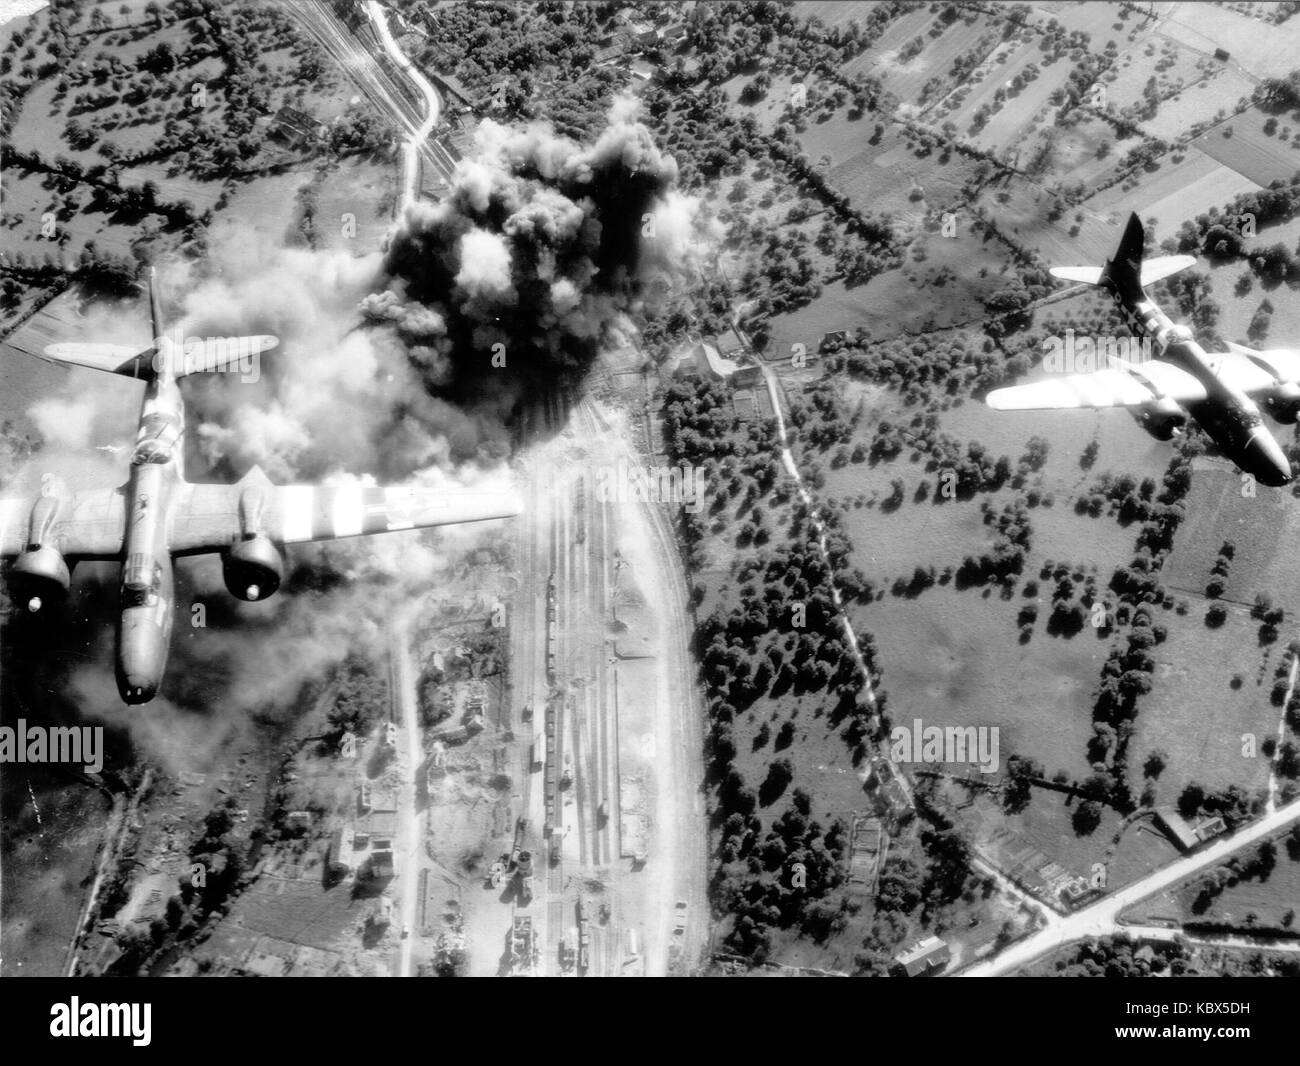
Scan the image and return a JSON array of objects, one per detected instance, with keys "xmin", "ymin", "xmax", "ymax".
[
  {"xmin": 960, "ymin": 796, "xmax": 1300, "ymax": 975},
  {"xmin": 759, "ymin": 363, "xmax": 913, "ymax": 805},
  {"xmin": 363, "ymin": 0, "xmax": 441, "ymax": 211},
  {"xmin": 290, "ymin": 2, "xmax": 452, "ymax": 206},
  {"xmin": 391, "ymin": 605, "xmax": 423, "ymax": 977}
]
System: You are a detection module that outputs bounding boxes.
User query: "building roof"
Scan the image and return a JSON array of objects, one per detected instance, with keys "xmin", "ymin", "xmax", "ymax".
[
  {"xmin": 430, "ymin": 71, "xmax": 474, "ymax": 108},
  {"xmin": 358, "ymin": 811, "xmax": 398, "ymax": 840},
  {"xmin": 1153, "ymin": 807, "xmax": 1199, "ymax": 851},
  {"xmin": 694, "ymin": 341, "xmax": 741, "ymax": 379},
  {"xmin": 714, "ymin": 328, "xmax": 746, "ymax": 359},
  {"xmin": 894, "ymin": 936, "xmax": 950, "ymax": 977},
  {"xmin": 1194, "ymin": 816, "xmax": 1226, "ymax": 842}
]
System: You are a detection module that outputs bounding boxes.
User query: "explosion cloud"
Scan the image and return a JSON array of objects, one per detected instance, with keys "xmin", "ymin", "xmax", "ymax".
[{"xmin": 367, "ymin": 96, "xmax": 713, "ymax": 421}]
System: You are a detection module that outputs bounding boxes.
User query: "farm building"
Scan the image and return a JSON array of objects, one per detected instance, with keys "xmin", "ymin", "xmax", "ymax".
[
  {"xmin": 893, "ymin": 936, "xmax": 950, "ymax": 977},
  {"xmin": 1153, "ymin": 808, "xmax": 1227, "ymax": 853},
  {"xmin": 673, "ymin": 339, "xmax": 762, "ymax": 388}
]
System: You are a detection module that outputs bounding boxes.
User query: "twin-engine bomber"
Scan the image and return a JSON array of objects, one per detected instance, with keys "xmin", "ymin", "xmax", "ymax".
[
  {"xmin": 0, "ymin": 270, "xmax": 521, "ymax": 704},
  {"xmin": 987, "ymin": 212, "xmax": 1298, "ymax": 487}
]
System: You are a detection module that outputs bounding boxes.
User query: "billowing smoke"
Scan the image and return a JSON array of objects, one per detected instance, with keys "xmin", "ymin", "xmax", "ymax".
[{"xmin": 367, "ymin": 96, "xmax": 714, "ymax": 419}]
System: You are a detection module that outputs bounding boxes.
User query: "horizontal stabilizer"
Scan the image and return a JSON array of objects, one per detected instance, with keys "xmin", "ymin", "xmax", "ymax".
[
  {"xmin": 1049, "ymin": 266, "xmax": 1104, "ymax": 286},
  {"xmin": 40, "ymin": 342, "xmax": 155, "ymax": 379},
  {"xmin": 1140, "ymin": 255, "xmax": 1196, "ymax": 287}
]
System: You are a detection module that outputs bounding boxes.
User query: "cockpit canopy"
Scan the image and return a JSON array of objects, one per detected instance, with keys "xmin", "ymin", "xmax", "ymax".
[
  {"xmin": 131, "ymin": 412, "xmax": 181, "ymax": 466},
  {"xmin": 121, "ymin": 554, "xmax": 162, "ymax": 609}
]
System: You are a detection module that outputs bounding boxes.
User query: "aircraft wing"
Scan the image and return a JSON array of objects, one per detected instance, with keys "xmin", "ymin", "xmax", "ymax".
[
  {"xmin": 169, "ymin": 481, "xmax": 521, "ymax": 555},
  {"xmin": 1205, "ymin": 344, "xmax": 1300, "ymax": 394},
  {"xmin": 986, "ymin": 360, "xmax": 1207, "ymax": 410},
  {"xmin": 0, "ymin": 486, "xmax": 127, "ymax": 559}
]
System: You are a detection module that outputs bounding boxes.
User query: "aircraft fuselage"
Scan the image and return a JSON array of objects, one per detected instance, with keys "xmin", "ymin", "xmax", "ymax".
[{"xmin": 114, "ymin": 357, "xmax": 186, "ymax": 704}]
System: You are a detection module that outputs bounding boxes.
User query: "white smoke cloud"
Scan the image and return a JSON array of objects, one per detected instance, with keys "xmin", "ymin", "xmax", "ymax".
[
  {"xmin": 27, "ymin": 397, "xmax": 101, "ymax": 450},
  {"xmin": 455, "ymin": 229, "xmax": 515, "ymax": 300}
]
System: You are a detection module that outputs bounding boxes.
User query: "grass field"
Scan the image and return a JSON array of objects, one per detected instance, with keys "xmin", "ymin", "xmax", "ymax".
[
  {"xmin": 1091, "ymin": 148, "xmax": 1261, "ymax": 241},
  {"xmin": 1161, "ymin": 459, "xmax": 1300, "ymax": 612},
  {"xmin": 309, "ymin": 156, "xmax": 398, "ymax": 255},
  {"xmin": 1134, "ymin": 603, "xmax": 1278, "ymax": 800},
  {"xmin": 1193, "ymin": 106, "xmax": 1300, "ymax": 186},
  {"xmin": 1132, "ymin": 65, "xmax": 1257, "ymax": 144},
  {"xmin": 853, "ymin": 583, "xmax": 1105, "ymax": 781},
  {"xmin": 1161, "ymin": 2, "xmax": 1300, "ymax": 81}
]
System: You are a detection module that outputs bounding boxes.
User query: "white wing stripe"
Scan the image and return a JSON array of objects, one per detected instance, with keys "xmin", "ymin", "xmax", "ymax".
[
  {"xmin": 331, "ymin": 482, "xmax": 364, "ymax": 538},
  {"xmin": 280, "ymin": 485, "xmax": 314, "ymax": 543},
  {"xmin": 384, "ymin": 486, "xmax": 417, "ymax": 530}
]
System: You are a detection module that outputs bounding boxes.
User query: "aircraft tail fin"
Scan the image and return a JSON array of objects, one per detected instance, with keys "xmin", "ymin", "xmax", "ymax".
[
  {"xmin": 1098, "ymin": 211, "xmax": 1148, "ymax": 299},
  {"xmin": 1050, "ymin": 214, "xmax": 1194, "ymax": 296}
]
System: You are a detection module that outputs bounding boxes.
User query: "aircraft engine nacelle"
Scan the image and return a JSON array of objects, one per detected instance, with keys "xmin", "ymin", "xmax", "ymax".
[
  {"xmin": 222, "ymin": 534, "xmax": 284, "ymax": 602},
  {"xmin": 8, "ymin": 477, "xmax": 73, "ymax": 613},
  {"xmin": 1266, "ymin": 381, "xmax": 1300, "ymax": 424},
  {"xmin": 1136, "ymin": 397, "xmax": 1187, "ymax": 441},
  {"xmin": 8, "ymin": 545, "xmax": 71, "ymax": 613}
]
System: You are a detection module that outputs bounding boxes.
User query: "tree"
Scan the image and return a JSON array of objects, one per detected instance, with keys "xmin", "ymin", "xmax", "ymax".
[
  {"xmin": 759, "ymin": 757, "xmax": 795, "ymax": 806},
  {"xmin": 1178, "ymin": 781, "xmax": 1205, "ymax": 818},
  {"xmin": 1072, "ymin": 800, "xmax": 1102, "ymax": 835},
  {"xmin": 1143, "ymin": 750, "xmax": 1167, "ymax": 779}
]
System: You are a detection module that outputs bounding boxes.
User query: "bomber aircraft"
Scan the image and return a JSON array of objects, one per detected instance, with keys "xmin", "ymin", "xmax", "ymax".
[
  {"xmin": 1, "ymin": 270, "xmax": 520, "ymax": 703},
  {"xmin": 987, "ymin": 213, "xmax": 1298, "ymax": 487}
]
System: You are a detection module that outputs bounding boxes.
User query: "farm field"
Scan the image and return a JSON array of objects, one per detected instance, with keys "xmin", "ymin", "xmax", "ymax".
[
  {"xmin": 1130, "ymin": 65, "xmax": 1257, "ymax": 145},
  {"xmin": 1161, "ymin": 460, "xmax": 1300, "ymax": 611},
  {"xmin": 1194, "ymin": 109, "xmax": 1300, "ymax": 187},
  {"xmin": 311, "ymin": 156, "xmax": 399, "ymax": 255},
  {"xmin": 855, "ymin": 583, "xmax": 1105, "ymax": 782},
  {"xmin": 821, "ymin": 125, "xmax": 978, "ymax": 218},
  {"xmin": 841, "ymin": 7, "xmax": 970, "ymax": 105},
  {"xmin": 1160, "ymin": 2, "xmax": 1300, "ymax": 81},
  {"xmin": 1091, "ymin": 149, "xmax": 1261, "ymax": 240},
  {"xmin": 1133, "ymin": 601, "xmax": 1279, "ymax": 802}
]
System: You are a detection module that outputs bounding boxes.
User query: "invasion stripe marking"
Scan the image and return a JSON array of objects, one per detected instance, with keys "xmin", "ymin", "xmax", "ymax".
[
  {"xmin": 331, "ymin": 482, "xmax": 365, "ymax": 538},
  {"xmin": 384, "ymin": 486, "xmax": 419, "ymax": 530},
  {"xmin": 279, "ymin": 485, "xmax": 315, "ymax": 543}
]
